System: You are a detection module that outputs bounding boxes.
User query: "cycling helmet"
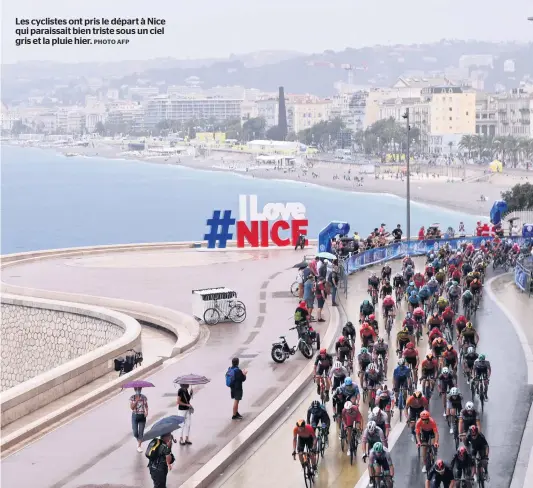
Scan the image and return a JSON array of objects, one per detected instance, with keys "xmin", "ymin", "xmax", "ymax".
[
  {"xmin": 395, "ymin": 272, "xmax": 401, "ymax": 277},
  {"xmin": 409, "ymin": 281, "xmax": 415, "ymax": 286},
  {"xmin": 447, "ymin": 344, "xmax": 453, "ymax": 351},
  {"xmin": 467, "ymin": 347, "xmax": 474, "ymax": 354},
  {"xmin": 371, "ymin": 272, "xmax": 377, "ymax": 278},
  {"xmin": 296, "ymin": 419, "xmax": 306, "ymax": 427},
  {"xmin": 465, "ymin": 401, "xmax": 474, "ymax": 411},
  {"xmin": 420, "ymin": 410, "xmax": 430, "ymax": 420},
  {"xmin": 435, "ymin": 459, "xmax": 445, "ymax": 473},
  {"xmin": 344, "ymin": 401, "xmax": 353, "ymax": 410},
  {"xmin": 311, "ymin": 400, "xmax": 320, "ymax": 409},
  {"xmin": 405, "ymin": 312, "xmax": 412, "ymax": 319},
  {"xmin": 398, "ymin": 358, "xmax": 405, "ymax": 366},
  {"xmin": 426, "ymin": 353, "xmax": 433, "ymax": 360},
  {"xmin": 338, "ymin": 336, "xmax": 345, "ymax": 344},
  {"xmin": 367, "ymin": 363, "xmax": 376, "ymax": 371},
  {"xmin": 369, "ymin": 314, "xmax": 376, "ymax": 321},
  {"xmin": 406, "ymin": 342, "xmax": 414, "ymax": 349},
  {"xmin": 344, "ymin": 377, "xmax": 353, "ymax": 386},
  {"xmin": 410, "ymin": 290, "xmax": 417, "ymax": 297},
  {"xmin": 373, "ymin": 442, "xmax": 384, "ymax": 453},
  {"xmin": 346, "ymin": 321, "xmax": 353, "ymax": 327},
  {"xmin": 469, "ymin": 425, "xmax": 479, "ymax": 436},
  {"xmin": 466, "ymin": 322, "xmax": 473, "ymax": 329},
  {"xmin": 367, "ymin": 420, "xmax": 377, "ymax": 432},
  {"xmin": 402, "ymin": 326, "xmax": 409, "ymax": 333},
  {"xmin": 478, "ymin": 354, "xmax": 486, "ymax": 361},
  {"xmin": 360, "ymin": 347, "xmax": 368, "ymax": 354},
  {"xmin": 363, "ymin": 299, "xmax": 370, "ymax": 305},
  {"xmin": 413, "ymin": 390, "xmax": 422, "ymax": 399},
  {"xmin": 320, "ymin": 348, "xmax": 327, "ymax": 355},
  {"xmin": 378, "ymin": 337, "xmax": 384, "ymax": 344},
  {"xmin": 442, "ymin": 367, "xmax": 449, "ymax": 374},
  {"xmin": 449, "ymin": 387, "xmax": 459, "ymax": 396},
  {"xmin": 376, "ymin": 389, "xmax": 382, "ymax": 397},
  {"xmin": 458, "ymin": 445, "xmax": 467, "ymax": 456},
  {"xmin": 335, "ymin": 387, "xmax": 343, "ymax": 395}
]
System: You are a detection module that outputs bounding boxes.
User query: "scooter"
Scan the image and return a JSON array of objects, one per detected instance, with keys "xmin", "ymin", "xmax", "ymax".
[
  {"xmin": 271, "ymin": 327, "xmax": 313, "ymax": 363},
  {"xmin": 295, "ymin": 234, "xmax": 306, "ymax": 250}
]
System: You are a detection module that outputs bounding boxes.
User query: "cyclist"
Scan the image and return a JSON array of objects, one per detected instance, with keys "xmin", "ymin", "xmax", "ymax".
[
  {"xmin": 393, "ymin": 358, "xmax": 411, "ymax": 395},
  {"xmin": 427, "ymin": 311, "xmax": 443, "ymax": 330},
  {"xmin": 361, "ymin": 421, "xmax": 386, "ymax": 458},
  {"xmin": 425, "ymin": 263, "xmax": 435, "ymax": 280},
  {"xmin": 341, "ymin": 377, "xmax": 360, "ymax": 404},
  {"xmin": 360, "ymin": 321, "xmax": 377, "ymax": 348},
  {"xmin": 306, "ymin": 400, "xmax": 331, "ymax": 439},
  {"xmin": 314, "ymin": 348, "xmax": 333, "ymax": 400},
  {"xmin": 365, "ymin": 363, "xmax": 384, "ymax": 396},
  {"xmin": 381, "ymin": 264, "xmax": 392, "ymax": 281},
  {"xmin": 368, "ymin": 274, "xmax": 380, "ymax": 301},
  {"xmin": 403, "ymin": 255, "xmax": 414, "ymax": 270},
  {"xmin": 369, "ymin": 406, "xmax": 390, "ymax": 442},
  {"xmin": 473, "ymin": 354, "xmax": 491, "ymax": 400},
  {"xmin": 404, "ymin": 264, "xmax": 415, "ymax": 282},
  {"xmin": 462, "ymin": 260, "xmax": 473, "ymax": 278},
  {"xmin": 418, "ymin": 284, "xmax": 431, "ymax": 308},
  {"xmin": 413, "ymin": 270, "xmax": 425, "ymax": 289},
  {"xmin": 421, "ymin": 353, "xmax": 438, "ymax": 395},
  {"xmin": 402, "ymin": 342, "xmax": 419, "ymax": 385},
  {"xmin": 380, "ymin": 279, "xmax": 393, "ymax": 299},
  {"xmin": 382, "ymin": 294, "xmax": 395, "ymax": 319},
  {"xmin": 406, "ymin": 280, "xmax": 417, "ymax": 297},
  {"xmin": 436, "ymin": 295, "xmax": 448, "ymax": 313},
  {"xmin": 460, "ymin": 322, "xmax": 478, "ymax": 351},
  {"xmin": 451, "ymin": 444, "xmax": 474, "ymax": 483},
  {"xmin": 442, "ymin": 305, "xmax": 455, "ymax": 329},
  {"xmin": 415, "ymin": 410, "xmax": 440, "ymax": 474},
  {"xmin": 435, "ymin": 269, "xmax": 446, "ymax": 288},
  {"xmin": 462, "ymin": 347, "xmax": 479, "ymax": 381},
  {"xmin": 465, "ymin": 425, "xmax": 490, "ymax": 482},
  {"xmin": 443, "ymin": 344, "xmax": 458, "ymax": 376},
  {"xmin": 360, "ymin": 299, "xmax": 375, "ymax": 321},
  {"xmin": 368, "ymin": 313, "xmax": 380, "ymax": 333},
  {"xmin": 451, "ymin": 266, "xmax": 462, "ymax": 283},
  {"xmin": 428, "ymin": 325, "xmax": 443, "ymax": 344},
  {"xmin": 425, "ymin": 459, "xmax": 454, "ymax": 488},
  {"xmin": 330, "ymin": 360, "xmax": 348, "ymax": 390},
  {"xmin": 376, "ymin": 385, "xmax": 395, "ymax": 419},
  {"xmin": 407, "ymin": 290, "xmax": 420, "ymax": 311},
  {"xmin": 455, "ymin": 314, "xmax": 467, "ymax": 337},
  {"xmin": 292, "ymin": 420, "xmax": 318, "ymax": 474},
  {"xmin": 342, "ymin": 321, "xmax": 356, "ymax": 350},
  {"xmin": 373, "ymin": 337, "xmax": 389, "ymax": 371},
  {"xmin": 446, "ymin": 387, "xmax": 463, "ymax": 434},
  {"xmin": 335, "ymin": 336, "xmax": 353, "ymax": 369},
  {"xmin": 358, "ymin": 347, "xmax": 372, "ymax": 387},
  {"xmin": 332, "ymin": 387, "xmax": 347, "ymax": 429},
  {"xmin": 459, "ymin": 402, "xmax": 481, "ymax": 440},
  {"xmin": 469, "ymin": 277, "xmax": 482, "ymax": 300},
  {"xmin": 342, "ymin": 401, "xmax": 363, "ymax": 457},
  {"xmin": 413, "ymin": 307, "xmax": 425, "ymax": 334},
  {"xmin": 393, "ymin": 272, "xmax": 405, "ymax": 297},
  {"xmin": 427, "ymin": 276, "xmax": 439, "ymax": 296},
  {"xmin": 367, "ymin": 442, "xmax": 394, "ymax": 488},
  {"xmin": 406, "ymin": 390, "xmax": 429, "ymax": 439},
  {"xmin": 396, "ymin": 326, "xmax": 411, "ymax": 355},
  {"xmin": 437, "ymin": 367, "xmax": 455, "ymax": 409},
  {"xmin": 432, "ymin": 336, "xmax": 447, "ymax": 364},
  {"xmin": 403, "ymin": 311, "xmax": 417, "ymax": 333}
]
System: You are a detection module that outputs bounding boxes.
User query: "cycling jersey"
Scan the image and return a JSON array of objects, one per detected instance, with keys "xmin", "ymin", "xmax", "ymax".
[
  {"xmin": 368, "ymin": 277, "xmax": 380, "ymax": 288},
  {"xmin": 383, "ymin": 296, "xmax": 395, "ymax": 307},
  {"xmin": 397, "ymin": 331, "xmax": 410, "ymax": 343},
  {"xmin": 393, "ymin": 365, "xmax": 411, "ymax": 379},
  {"xmin": 360, "ymin": 304, "xmax": 374, "ymax": 316},
  {"xmin": 341, "ymin": 384, "xmax": 360, "ymax": 399},
  {"xmin": 421, "ymin": 358, "xmax": 437, "ymax": 372},
  {"xmin": 342, "ymin": 407, "xmax": 362, "ymax": 426},
  {"xmin": 368, "ymin": 449, "xmax": 393, "ymax": 468},
  {"xmin": 358, "ymin": 352, "xmax": 372, "ymax": 365},
  {"xmin": 381, "ymin": 285, "xmax": 393, "ymax": 296},
  {"xmin": 427, "ymin": 464, "xmax": 454, "ymax": 484},
  {"xmin": 361, "ymin": 425, "xmax": 386, "ymax": 445},
  {"xmin": 464, "ymin": 352, "xmax": 479, "ymax": 366},
  {"xmin": 415, "ymin": 417, "xmax": 438, "ymax": 436},
  {"xmin": 393, "ymin": 276, "xmax": 405, "ymax": 288},
  {"xmin": 406, "ymin": 395, "xmax": 428, "ymax": 410},
  {"xmin": 293, "ymin": 424, "xmax": 315, "ymax": 438},
  {"xmin": 447, "ymin": 393, "xmax": 463, "ymax": 409},
  {"xmin": 314, "ymin": 354, "xmax": 333, "ymax": 368},
  {"xmin": 429, "ymin": 327, "xmax": 443, "ymax": 343},
  {"xmin": 374, "ymin": 343, "xmax": 388, "ymax": 355},
  {"xmin": 342, "ymin": 324, "xmax": 356, "ymax": 338}
]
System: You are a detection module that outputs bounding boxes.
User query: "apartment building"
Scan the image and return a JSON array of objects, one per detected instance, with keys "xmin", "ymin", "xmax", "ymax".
[
  {"xmin": 143, "ymin": 96, "xmax": 242, "ymax": 128},
  {"xmin": 128, "ymin": 86, "xmax": 160, "ymax": 100},
  {"xmin": 256, "ymin": 98, "xmax": 279, "ymax": 128},
  {"xmin": 56, "ymin": 108, "xmax": 86, "ymax": 134},
  {"xmin": 287, "ymin": 96, "xmax": 331, "ymax": 133},
  {"xmin": 475, "ymin": 93, "xmax": 498, "ymax": 137},
  {"xmin": 494, "ymin": 89, "xmax": 532, "ymax": 138}
]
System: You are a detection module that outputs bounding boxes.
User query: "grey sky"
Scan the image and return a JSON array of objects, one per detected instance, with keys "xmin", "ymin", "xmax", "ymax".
[{"xmin": 2, "ymin": 0, "xmax": 532, "ymax": 64}]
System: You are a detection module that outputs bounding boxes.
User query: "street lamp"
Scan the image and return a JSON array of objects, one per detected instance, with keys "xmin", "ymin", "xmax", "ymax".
[{"xmin": 402, "ymin": 109, "xmax": 411, "ymax": 242}]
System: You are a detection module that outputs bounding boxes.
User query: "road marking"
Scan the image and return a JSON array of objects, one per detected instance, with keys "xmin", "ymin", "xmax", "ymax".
[{"xmin": 485, "ymin": 274, "xmax": 533, "ymax": 384}]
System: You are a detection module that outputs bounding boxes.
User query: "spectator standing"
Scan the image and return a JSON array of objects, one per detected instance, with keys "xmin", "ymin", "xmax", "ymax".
[
  {"xmin": 130, "ymin": 387, "xmax": 148, "ymax": 452},
  {"xmin": 315, "ymin": 277, "xmax": 327, "ymax": 322},
  {"xmin": 318, "ymin": 259, "xmax": 328, "ymax": 280},
  {"xmin": 308, "ymin": 256, "xmax": 319, "ymax": 278},
  {"xmin": 177, "ymin": 384, "xmax": 193, "ymax": 445},
  {"xmin": 147, "ymin": 433, "xmax": 174, "ymax": 488},
  {"xmin": 329, "ymin": 263, "xmax": 340, "ymax": 306},
  {"xmin": 458, "ymin": 221, "xmax": 466, "ymax": 236},
  {"xmin": 418, "ymin": 226, "xmax": 425, "ymax": 240},
  {"xmin": 392, "ymin": 224, "xmax": 403, "ymax": 242},
  {"xmin": 297, "ymin": 267, "xmax": 305, "ymax": 299},
  {"xmin": 303, "ymin": 274, "xmax": 316, "ymax": 319},
  {"xmin": 228, "ymin": 358, "xmax": 247, "ymax": 420}
]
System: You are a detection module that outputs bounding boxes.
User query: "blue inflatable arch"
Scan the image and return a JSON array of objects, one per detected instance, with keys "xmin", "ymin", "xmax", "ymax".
[{"xmin": 318, "ymin": 221, "xmax": 350, "ymax": 252}]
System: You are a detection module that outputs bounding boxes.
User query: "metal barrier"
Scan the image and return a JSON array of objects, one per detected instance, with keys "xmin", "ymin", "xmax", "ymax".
[{"xmin": 515, "ymin": 260, "xmax": 533, "ymax": 296}]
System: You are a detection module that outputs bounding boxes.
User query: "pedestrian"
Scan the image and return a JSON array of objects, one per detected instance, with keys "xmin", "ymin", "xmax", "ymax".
[
  {"xmin": 392, "ymin": 224, "xmax": 403, "ymax": 242},
  {"xmin": 177, "ymin": 384, "xmax": 193, "ymax": 445},
  {"xmin": 227, "ymin": 357, "xmax": 247, "ymax": 420},
  {"xmin": 297, "ymin": 267, "xmax": 305, "ymax": 299},
  {"xmin": 130, "ymin": 387, "xmax": 148, "ymax": 452},
  {"xmin": 315, "ymin": 277, "xmax": 327, "ymax": 322},
  {"xmin": 329, "ymin": 262, "xmax": 340, "ymax": 306},
  {"xmin": 147, "ymin": 433, "xmax": 174, "ymax": 488},
  {"xmin": 303, "ymin": 274, "xmax": 315, "ymax": 320}
]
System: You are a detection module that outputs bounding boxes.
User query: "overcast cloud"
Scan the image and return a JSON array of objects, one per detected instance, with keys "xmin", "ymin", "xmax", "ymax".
[{"xmin": 2, "ymin": 0, "xmax": 532, "ymax": 64}]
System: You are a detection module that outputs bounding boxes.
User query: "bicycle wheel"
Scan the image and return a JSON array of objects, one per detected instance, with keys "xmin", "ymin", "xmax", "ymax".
[
  {"xmin": 203, "ymin": 308, "xmax": 220, "ymax": 325},
  {"xmin": 340, "ymin": 425, "xmax": 346, "ymax": 452},
  {"xmin": 291, "ymin": 281, "xmax": 300, "ymax": 297},
  {"xmin": 349, "ymin": 433, "xmax": 356, "ymax": 465},
  {"xmin": 299, "ymin": 342, "xmax": 313, "ymax": 359},
  {"xmin": 320, "ymin": 432, "xmax": 327, "ymax": 457},
  {"xmin": 303, "ymin": 461, "xmax": 312, "ymax": 488},
  {"xmin": 479, "ymin": 384, "xmax": 485, "ymax": 413},
  {"xmin": 316, "ymin": 436, "xmax": 322, "ymax": 462}
]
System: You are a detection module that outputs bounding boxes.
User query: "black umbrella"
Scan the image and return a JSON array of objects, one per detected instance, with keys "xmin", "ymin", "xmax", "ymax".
[
  {"xmin": 142, "ymin": 415, "xmax": 184, "ymax": 442},
  {"xmin": 293, "ymin": 261, "xmax": 308, "ymax": 269}
]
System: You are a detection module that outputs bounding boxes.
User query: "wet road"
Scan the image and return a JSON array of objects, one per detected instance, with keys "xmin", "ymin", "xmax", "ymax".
[
  {"xmin": 0, "ymin": 248, "xmax": 335, "ymax": 487},
  {"xmin": 391, "ymin": 269, "xmax": 530, "ymax": 487},
  {"xmin": 213, "ymin": 259, "xmax": 428, "ymax": 488}
]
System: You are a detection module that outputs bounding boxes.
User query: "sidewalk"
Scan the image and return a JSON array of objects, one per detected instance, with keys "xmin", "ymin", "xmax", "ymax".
[{"xmin": 487, "ymin": 273, "xmax": 533, "ymax": 488}]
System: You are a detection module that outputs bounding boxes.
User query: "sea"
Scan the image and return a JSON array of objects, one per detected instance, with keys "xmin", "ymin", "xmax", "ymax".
[{"xmin": 1, "ymin": 146, "xmax": 481, "ymax": 254}]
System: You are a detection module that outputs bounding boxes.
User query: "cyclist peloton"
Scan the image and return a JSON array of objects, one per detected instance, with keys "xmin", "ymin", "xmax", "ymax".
[
  {"xmin": 314, "ymin": 348, "xmax": 333, "ymax": 401},
  {"xmin": 292, "ymin": 420, "xmax": 318, "ymax": 475},
  {"xmin": 416, "ymin": 410, "xmax": 440, "ymax": 473}
]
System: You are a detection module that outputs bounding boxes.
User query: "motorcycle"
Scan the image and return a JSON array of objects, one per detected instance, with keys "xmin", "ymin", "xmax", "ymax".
[
  {"xmin": 294, "ymin": 234, "xmax": 306, "ymax": 250},
  {"xmin": 271, "ymin": 326, "xmax": 314, "ymax": 363}
]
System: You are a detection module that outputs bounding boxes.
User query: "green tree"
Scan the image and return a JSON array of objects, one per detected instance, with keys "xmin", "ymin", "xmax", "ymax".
[
  {"xmin": 94, "ymin": 121, "xmax": 106, "ymax": 136},
  {"xmin": 297, "ymin": 117, "xmax": 346, "ymax": 150},
  {"xmin": 459, "ymin": 135, "xmax": 475, "ymax": 158},
  {"xmin": 242, "ymin": 117, "xmax": 266, "ymax": 140},
  {"xmin": 501, "ymin": 183, "xmax": 533, "ymax": 211},
  {"xmin": 266, "ymin": 125, "xmax": 286, "ymax": 141}
]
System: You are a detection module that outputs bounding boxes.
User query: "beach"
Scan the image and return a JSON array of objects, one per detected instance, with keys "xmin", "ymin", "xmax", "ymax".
[{"xmin": 14, "ymin": 140, "xmax": 532, "ymax": 217}]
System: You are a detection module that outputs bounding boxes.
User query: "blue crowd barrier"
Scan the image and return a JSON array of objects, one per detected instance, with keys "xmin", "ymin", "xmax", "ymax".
[{"xmin": 343, "ymin": 236, "xmax": 528, "ymax": 275}]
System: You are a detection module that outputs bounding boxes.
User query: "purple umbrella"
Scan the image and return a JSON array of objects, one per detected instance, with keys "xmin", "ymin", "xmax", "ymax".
[
  {"xmin": 173, "ymin": 374, "xmax": 210, "ymax": 385},
  {"xmin": 122, "ymin": 380, "xmax": 155, "ymax": 389}
]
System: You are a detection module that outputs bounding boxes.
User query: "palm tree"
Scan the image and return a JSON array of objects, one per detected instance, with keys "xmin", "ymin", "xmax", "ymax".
[{"xmin": 459, "ymin": 135, "xmax": 475, "ymax": 159}]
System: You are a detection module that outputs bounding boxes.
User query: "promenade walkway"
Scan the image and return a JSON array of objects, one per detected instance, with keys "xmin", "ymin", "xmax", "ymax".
[{"xmin": 1, "ymin": 248, "xmax": 337, "ymax": 487}]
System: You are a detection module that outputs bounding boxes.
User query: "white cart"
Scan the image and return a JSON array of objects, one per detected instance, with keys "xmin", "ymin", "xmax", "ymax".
[{"xmin": 191, "ymin": 287, "xmax": 247, "ymax": 325}]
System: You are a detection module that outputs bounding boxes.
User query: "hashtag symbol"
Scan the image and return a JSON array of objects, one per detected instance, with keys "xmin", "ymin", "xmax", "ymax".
[{"xmin": 204, "ymin": 210, "xmax": 236, "ymax": 248}]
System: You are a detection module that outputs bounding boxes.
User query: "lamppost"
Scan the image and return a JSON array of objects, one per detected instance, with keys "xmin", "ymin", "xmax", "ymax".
[{"xmin": 402, "ymin": 109, "xmax": 411, "ymax": 242}]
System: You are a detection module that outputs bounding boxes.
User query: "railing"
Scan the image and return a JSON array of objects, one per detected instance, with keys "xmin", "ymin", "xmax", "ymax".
[{"xmin": 515, "ymin": 260, "xmax": 533, "ymax": 296}]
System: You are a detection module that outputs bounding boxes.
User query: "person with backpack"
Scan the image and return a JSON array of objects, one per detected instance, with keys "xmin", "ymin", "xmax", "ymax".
[
  {"xmin": 145, "ymin": 433, "xmax": 174, "ymax": 488},
  {"xmin": 226, "ymin": 357, "xmax": 247, "ymax": 420},
  {"xmin": 130, "ymin": 387, "xmax": 149, "ymax": 452}
]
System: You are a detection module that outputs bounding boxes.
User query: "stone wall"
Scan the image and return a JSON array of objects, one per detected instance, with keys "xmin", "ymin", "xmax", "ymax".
[{"xmin": 0, "ymin": 303, "xmax": 123, "ymax": 392}]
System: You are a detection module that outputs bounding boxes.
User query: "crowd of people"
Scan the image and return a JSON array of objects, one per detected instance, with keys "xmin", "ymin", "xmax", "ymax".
[{"xmin": 289, "ymin": 238, "xmax": 512, "ymax": 487}]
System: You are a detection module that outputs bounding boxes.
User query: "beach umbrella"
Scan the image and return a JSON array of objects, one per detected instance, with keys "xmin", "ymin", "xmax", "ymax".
[
  {"xmin": 173, "ymin": 374, "xmax": 211, "ymax": 385},
  {"xmin": 317, "ymin": 251, "xmax": 336, "ymax": 260},
  {"xmin": 142, "ymin": 416, "xmax": 184, "ymax": 442},
  {"xmin": 121, "ymin": 380, "xmax": 155, "ymax": 389},
  {"xmin": 293, "ymin": 261, "xmax": 308, "ymax": 269}
]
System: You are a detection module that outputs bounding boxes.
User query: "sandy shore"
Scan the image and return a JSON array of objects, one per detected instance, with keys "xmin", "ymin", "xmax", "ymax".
[{"xmin": 21, "ymin": 141, "xmax": 533, "ymax": 217}]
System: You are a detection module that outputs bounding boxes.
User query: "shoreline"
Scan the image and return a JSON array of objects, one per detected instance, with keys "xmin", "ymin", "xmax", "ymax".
[{"xmin": 5, "ymin": 141, "xmax": 521, "ymax": 218}]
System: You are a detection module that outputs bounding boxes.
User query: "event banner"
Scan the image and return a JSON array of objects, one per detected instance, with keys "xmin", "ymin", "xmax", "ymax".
[
  {"xmin": 514, "ymin": 262, "xmax": 531, "ymax": 293},
  {"xmin": 344, "ymin": 236, "xmax": 528, "ymax": 275}
]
